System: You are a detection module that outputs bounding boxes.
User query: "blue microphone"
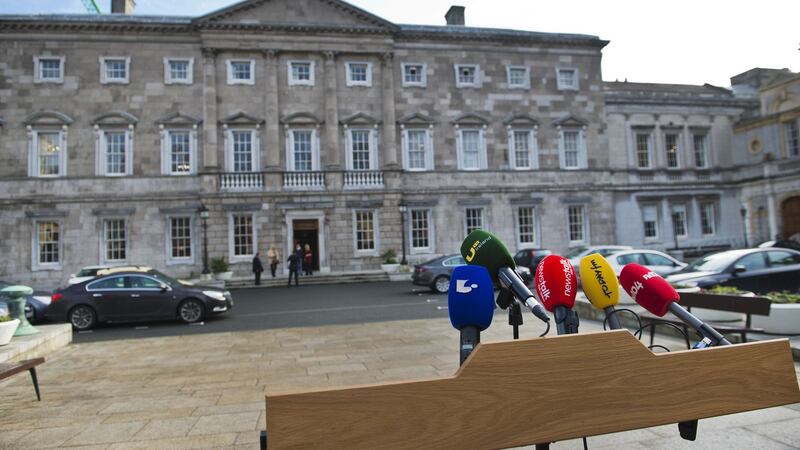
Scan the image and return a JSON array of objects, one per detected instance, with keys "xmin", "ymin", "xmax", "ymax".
[{"xmin": 448, "ymin": 265, "xmax": 495, "ymax": 364}]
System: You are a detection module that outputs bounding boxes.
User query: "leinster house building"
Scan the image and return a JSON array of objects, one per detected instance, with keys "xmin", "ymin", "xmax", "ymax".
[{"xmin": 0, "ymin": 0, "xmax": 797, "ymax": 288}]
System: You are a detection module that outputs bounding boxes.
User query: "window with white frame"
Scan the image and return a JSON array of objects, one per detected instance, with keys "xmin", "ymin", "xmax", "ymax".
[
  {"xmin": 457, "ymin": 129, "xmax": 486, "ymax": 170},
  {"xmin": 168, "ymin": 216, "xmax": 193, "ymax": 261},
  {"xmin": 517, "ymin": 206, "xmax": 537, "ymax": 246},
  {"xmin": 230, "ymin": 213, "xmax": 255, "ymax": 258},
  {"xmin": 454, "ymin": 64, "xmax": 479, "ymax": 87},
  {"xmin": 288, "ymin": 129, "xmax": 319, "ymax": 171},
  {"xmin": 100, "ymin": 57, "xmax": 129, "ymax": 84},
  {"xmin": 402, "ymin": 128, "xmax": 433, "ymax": 171},
  {"xmin": 665, "ymin": 133, "xmax": 680, "ymax": 168},
  {"xmin": 635, "ymin": 132, "xmax": 652, "ymax": 169},
  {"xmin": 464, "ymin": 208, "xmax": 484, "ymax": 236},
  {"xmin": 642, "ymin": 205, "xmax": 659, "ymax": 240},
  {"xmin": 346, "ymin": 62, "xmax": 372, "ymax": 87},
  {"xmin": 30, "ymin": 130, "xmax": 66, "ymax": 177},
  {"xmin": 225, "ymin": 129, "xmax": 259, "ymax": 172},
  {"xmin": 784, "ymin": 120, "xmax": 799, "ymax": 157},
  {"xmin": 700, "ymin": 202, "xmax": 716, "ymax": 235},
  {"xmin": 164, "ymin": 58, "xmax": 193, "ymax": 84},
  {"xmin": 227, "ymin": 59, "xmax": 254, "ymax": 85},
  {"xmin": 508, "ymin": 129, "xmax": 537, "ymax": 169},
  {"xmin": 671, "ymin": 204, "xmax": 688, "ymax": 237},
  {"xmin": 410, "ymin": 209, "xmax": 432, "ymax": 251},
  {"xmin": 559, "ymin": 129, "xmax": 586, "ymax": 169},
  {"xmin": 556, "ymin": 68, "xmax": 578, "ymax": 90},
  {"xmin": 34, "ymin": 56, "xmax": 64, "ymax": 83},
  {"xmin": 567, "ymin": 205, "xmax": 587, "ymax": 244},
  {"xmin": 693, "ymin": 133, "xmax": 708, "ymax": 168},
  {"xmin": 161, "ymin": 129, "xmax": 196, "ymax": 175},
  {"xmin": 347, "ymin": 129, "xmax": 376, "ymax": 170},
  {"xmin": 353, "ymin": 210, "xmax": 376, "ymax": 252},
  {"xmin": 288, "ymin": 61, "xmax": 314, "ymax": 86},
  {"xmin": 34, "ymin": 220, "xmax": 61, "ymax": 267},
  {"xmin": 95, "ymin": 129, "xmax": 133, "ymax": 176},
  {"xmin": 506, "ymin": 66, "xmax": 529, "ymax": 89},
  {"xmin": 103, "ymin": 218, "xmax": 127, "ymax": 262},
  {"xmin": 401, "ymin": 63, "xmax": 426, "ymax": 87}
]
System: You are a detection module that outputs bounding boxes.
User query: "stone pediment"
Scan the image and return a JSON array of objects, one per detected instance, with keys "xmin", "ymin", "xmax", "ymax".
[
  {"xmin": 503, "ymin": 113, "xmax": 539, "ymax": 127},
  {"xmin": 340, "ymin": 112, "xmax": 381, "ymax": 126},
  {"xmin": 397, "ymin": 112, "xmax": 435, "ymax": 125},
  {"xmin": 220, "ymin": 111, "xmax": 265, "ymax": 125},
  {"xmin": 453, "ymin": 113, "xmax": 489, "ymax": 126},
  {"xmin": 195, "ymin": 0, "xmax": 397, "ymax": 33},
  {"xmin": 24, "ymin": 110, "xmax": 74, "ymax": 126},
  {"xmin": 280, "ymin": 112, "xmax": 323, "ymax": 125},
  {"xmin": 552, "ymin": 114, "xmax": 588, "ymax": 128},
  {"xmin": 91, "ymin": 111, "xmax": 138, "ymax": 126},
  {"xmin": 155, "ymin": 111, "xmax": 202, "ymax": 126}
]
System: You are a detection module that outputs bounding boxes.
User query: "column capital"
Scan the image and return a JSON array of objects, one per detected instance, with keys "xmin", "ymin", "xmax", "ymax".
[
  {"xmin": 381, "ymin": 52, "xmax": 394, "ymax": 65},
  {"xmin": 322, "ymin": 51, "xmax": 338, "ymax": 63},
  {"xmin": 201, "ymin": 47, "xmax": 219, "ymax": 58},
  {"xmin": 262, "ymin": 49, "xmax": 278, "ymax": 59}
]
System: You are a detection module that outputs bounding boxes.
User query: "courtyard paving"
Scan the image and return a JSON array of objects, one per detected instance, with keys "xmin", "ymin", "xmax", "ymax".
[{"xmin": 0, "ymin": 316, "xmax": 798, "ymax": 449}]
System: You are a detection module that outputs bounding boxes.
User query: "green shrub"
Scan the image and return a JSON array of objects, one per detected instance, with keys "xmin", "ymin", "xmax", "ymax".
[
  {"xmin": 765, "ymin": 291, "xmax": 800, "ymax": 304},
  {"xmin": 380, "ymin": 249, "xmax": 398, "ymax": 264},
  {"xmin": 0, "ymin": 315, "xmax": 12, "ymax": 323},
  {"xmin": 210, "ymin": 256, "xmax": 229, "ymax": 274},
  {"xmin": 703, "ymin": 286, "xmax": 749, "ymax": 296}
]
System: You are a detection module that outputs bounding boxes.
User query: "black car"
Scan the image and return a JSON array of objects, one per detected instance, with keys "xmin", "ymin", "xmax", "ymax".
[
  {"xmin": 47, "ymin": 269, "xmax": 233, "ymax": 330},
  {"xmin": 513, "ymin": 248, "xmax": 553, "ymax": 275},
  {"xmin": 665, "ymin": 248, "xmax": 800, "ymax": 294},
  {"xmin": 0, "ymin": 280, "xmax": 51, "ymax": 323}
]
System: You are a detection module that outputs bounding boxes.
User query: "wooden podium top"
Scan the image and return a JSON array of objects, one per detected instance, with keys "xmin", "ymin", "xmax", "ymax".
[{"xmin": 265, "ymin": 330, "xmax": 800, "ymax": 449}]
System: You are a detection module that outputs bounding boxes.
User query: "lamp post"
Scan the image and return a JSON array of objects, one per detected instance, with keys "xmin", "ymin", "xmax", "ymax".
[
  {"xmin": 198, "ymin": 204, "xmax": 210, "ymax": 275},
  {"xmin": 398, "ymin": 202, "xmax": 408, "ymax": 266},
  {"xmin": 740, "ymin": 207, "xmax": 749, "ymax": 248}
]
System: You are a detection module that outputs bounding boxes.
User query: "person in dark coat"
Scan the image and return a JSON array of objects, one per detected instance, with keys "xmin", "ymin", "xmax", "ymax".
[
  {"xmin": 293, "ymin": 243, "xmax": 304, "ymax": 277},
  {"xmin": 287, "ymin": 244, "xmax": 301, "ymax": 287},
  {"xmin": 252, "ymin": 252, "xmax": 264, "ymax": 285}
]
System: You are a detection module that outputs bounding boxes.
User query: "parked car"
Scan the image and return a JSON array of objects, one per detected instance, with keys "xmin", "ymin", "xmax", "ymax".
[
  {"xmin": 604, "ymin": 250, "xmax": 687, "ymax": 276},
  {"xmin": 758, "ymin": 240, "xmax": 800, "ymax": 252},
  {"xmin": 48, "ymin": 269, "xmax": 233, "ymax": 331},
  {"xmin": 67, "ymin": 264, "xmax": 150, "ymax": 285},
  {"xmin": 565, "ymin": 245, "xmax": 634, "ymax": 268},
  {"xmin": 0, "ymin": 280, "xmax": 52, "ymax": 323},
  {"xmin": 665, "ymin": 248, "xmax": 800, "ymax": 294},
  {"xmin": 513, "ymin": 248, "xmax": 553, "ymax": 275},
  {"xmin": 412, "ymin": 254, "xmax": 531, "ymax": 294}
]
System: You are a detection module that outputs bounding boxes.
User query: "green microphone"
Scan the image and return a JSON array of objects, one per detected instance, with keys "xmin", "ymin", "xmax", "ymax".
[{"xmin": 460, "ymin": 229, "xmax": 550, "ymax": 323}]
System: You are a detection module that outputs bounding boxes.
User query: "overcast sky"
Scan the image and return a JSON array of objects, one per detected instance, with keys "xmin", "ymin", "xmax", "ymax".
[{"xmin": 2, "ymin": 0, "xmax": 797, "ymax": 87}]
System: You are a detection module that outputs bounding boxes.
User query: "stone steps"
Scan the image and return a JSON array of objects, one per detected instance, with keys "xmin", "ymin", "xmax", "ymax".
[{"xmin": 224, "ymin": 271, "xmax": 390, "ymax": 289}]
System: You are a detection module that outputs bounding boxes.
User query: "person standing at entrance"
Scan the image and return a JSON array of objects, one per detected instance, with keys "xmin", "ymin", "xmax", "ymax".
[
  {"xmin": 252, "ymin": 252, "xmax": 264, "ymax": 285},
  {"xmin": 293, "ymin": 243, "xmax": 304, "ymax": 276},
  {"xmin": 303, "ymin": 244, "xmax": 314, "ymax": 276},
  {"xmin": 267, "ymin": 246, "xmax": 280, "ymax": 278},
  {"xmin": 287, "ymin": 244, "xmax": 301, "ymax": 286}
]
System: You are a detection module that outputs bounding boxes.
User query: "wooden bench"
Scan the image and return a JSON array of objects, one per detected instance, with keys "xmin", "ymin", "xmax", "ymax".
[
  {"xmin": 644, "ymin": 292, "xmax": 772, "ymax": 346},
  {"xmin": 0, "ymin": 357, "xmax": 45, "ymax": 401}
]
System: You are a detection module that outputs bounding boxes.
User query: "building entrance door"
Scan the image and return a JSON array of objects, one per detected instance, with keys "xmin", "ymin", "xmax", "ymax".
[
  {"xmin": 781, "ymin": 196, "xmax": 800, "ymax": 239},
  {"xmin": 292, "ymin": 219, "xmax": 319, "ymax": 271}
]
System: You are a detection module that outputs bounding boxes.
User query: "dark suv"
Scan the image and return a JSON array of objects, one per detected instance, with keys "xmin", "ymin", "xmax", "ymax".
[{"xmin": 513, "ymin": 248, "xmax": 553, "ymax": 275}]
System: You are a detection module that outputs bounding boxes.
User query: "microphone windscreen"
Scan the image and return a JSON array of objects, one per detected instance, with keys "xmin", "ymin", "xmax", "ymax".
[
  {"xmin": 447, "ymin": 265, "xmax": 495, "ymax": 331},
  {"xmin": 460, "ymin": 229, "xmax": 515, "ymax": 283},
  {"xmin": 619, "ymin": 263, "xmax": 680, "ymax": 317},
  {"xmin": 579, "ymin": 253, "xmax": 620, "ymax": 309},
  {"xmin": 534, "ymin": 255, "xmax": 577, "ymax": 312}
]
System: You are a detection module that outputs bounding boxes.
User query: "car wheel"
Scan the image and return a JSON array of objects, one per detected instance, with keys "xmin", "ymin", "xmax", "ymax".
[
  {"xmin": 433, "ymin": 275, "xmax": 450, "ymax": 294},
  {"xmin": 178, "ymin": 299, "xmax": 205, "ymax": 324},
  {"xmin": 69, "ymin": 305, "xmax": 97, "ymax": 331}
]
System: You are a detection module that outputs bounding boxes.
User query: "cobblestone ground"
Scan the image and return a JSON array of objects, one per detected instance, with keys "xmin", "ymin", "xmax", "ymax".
[{"xmin": 0, "ymin": 317, "xmax": 798, "ymax": 449}]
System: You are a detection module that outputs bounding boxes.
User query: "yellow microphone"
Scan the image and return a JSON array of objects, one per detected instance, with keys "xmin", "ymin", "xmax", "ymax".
[{"xmin": 579, "ymin": 253, "xmax": 622, "ymax": 329}]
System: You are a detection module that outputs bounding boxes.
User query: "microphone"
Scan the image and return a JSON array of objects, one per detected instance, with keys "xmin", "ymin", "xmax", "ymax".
[
  {"xmin": 447, "ymin": 265, "xmax": 495, "ymax": 364},
  {"xmin": 535, "ymin": 255, "xmax": 579, "ymax": 335},
  {"xmin": 619, "ymin": 263, "xmax": 732, "ymax": 346},
  {"xmin": 460, "ymin": 229, "xmax": 550, "ymax": 323},
  {"xmin": 579, "ymin": 254, "xmax": 623, "ymax": 330}
]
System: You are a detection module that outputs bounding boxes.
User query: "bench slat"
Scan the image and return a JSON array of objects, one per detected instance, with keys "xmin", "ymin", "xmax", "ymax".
[
  {"xmin": 0, "ymin": 357, "xmax": 45, "ymax": 381},
  {"xmin": 680, "ymin": 292, "xmax": 771, "ymax": 316}
]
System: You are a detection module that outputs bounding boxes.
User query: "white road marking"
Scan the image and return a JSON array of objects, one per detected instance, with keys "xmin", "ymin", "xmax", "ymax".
[
  {"xmin": 135, "ymin": 326, "xmax": 148, "ymax": 330},
  {"xmin": 436, "ymin": 306, "xmax": 448, "ymax": 310},
  {"xmin": 189, "ymin": 322, "xmax": 205, "ymax": 326}
]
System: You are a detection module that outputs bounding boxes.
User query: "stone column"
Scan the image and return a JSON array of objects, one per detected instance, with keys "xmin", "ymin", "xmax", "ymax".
[
  {"xmin": 767, "ymin": 192, "xmax": 778, "ymax": 239},
  {"xmin": 381, "ymin": 52, "xmax": 399, "ymax": 168},
  {"xmin": 201, "ymin": 48, "xmax": 219, "ymax": 170},
  {"xmin": 263, "ymin": 50, "xmax": 280, "ymax": 170},
  {"xmin": 323, "ymin": 51, "xmax": 341, "ymax": 169}
]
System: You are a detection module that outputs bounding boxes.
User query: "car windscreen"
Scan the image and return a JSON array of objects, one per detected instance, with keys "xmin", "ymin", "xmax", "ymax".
[
  {"xmin": 563, "ymin": 246, "xmax": 588, "ymax": 259},
  {"xmin": 679, "ymin": 252, "xmax": 740, "ymax": 273},
  {"xmin": 76, "ymin": 268, "xmax": 101, "ymax": 277}
]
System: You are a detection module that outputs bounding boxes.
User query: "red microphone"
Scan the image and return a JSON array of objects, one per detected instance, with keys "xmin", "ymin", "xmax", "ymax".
[
  {"xmin": 535, "ymin": 255, "xmax": 579, "ymax": 335},
  {"xmin": 619, "ymin": 263, "xmax": 731, "ymax": 346}
]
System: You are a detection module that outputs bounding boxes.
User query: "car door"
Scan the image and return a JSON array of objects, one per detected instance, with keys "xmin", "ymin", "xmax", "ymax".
[
  {"xmin": 644, "ymin": 252, "xmax": 682, "ymax": 276},
  {"xmin": 724, "ymin": 252, "xmax": 771, "ymax": 293},
  {"xmin": 126, "ymin": 275, "xmax": 172, "ymax": 319},
  {"xmin": 85, "ymin": 276, "xmax": 129, "ymax": 320},
  {"xmin": 765, "ymin": 251, "xmax": 800, "ymax": 292}
]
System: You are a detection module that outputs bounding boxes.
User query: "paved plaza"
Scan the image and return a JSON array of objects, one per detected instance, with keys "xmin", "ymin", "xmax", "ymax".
[{"xmin": 0, "ymin": 313, "xmax": 798, "ymax": 449}]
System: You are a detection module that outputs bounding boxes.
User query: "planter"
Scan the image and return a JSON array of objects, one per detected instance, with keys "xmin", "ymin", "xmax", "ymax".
[
  {"xmin": 380, "ymin": 264, "xmax": 400, "ymax": 273},
  {"xmin": 0, "ymin": 319, "xmax": 20, "ymax": 346},
  {"xmin": 751, "ymin": 303, "xmax": 800, "ymax": 334},
  {"xmin": 214, "ymin": 271, "xmax": 233, "ymax": 281}
]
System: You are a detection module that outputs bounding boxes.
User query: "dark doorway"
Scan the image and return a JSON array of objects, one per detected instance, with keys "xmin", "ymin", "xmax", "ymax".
[
  {"xmin": 781, "ymin": 196, "xmax": 800, "ymax": 239},
  {"xmin": 292, "ymin": 219, "xmax": 319, "ymax": 271}
]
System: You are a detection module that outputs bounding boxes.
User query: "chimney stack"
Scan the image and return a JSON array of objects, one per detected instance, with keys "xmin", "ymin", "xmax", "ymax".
[
  {"xmin": 445, "ymin": 6, "xmax": 465, "ymax": 26},
  {"xmin": 111, "ymin": 0, "xmax": 136, "ymax": 14}
]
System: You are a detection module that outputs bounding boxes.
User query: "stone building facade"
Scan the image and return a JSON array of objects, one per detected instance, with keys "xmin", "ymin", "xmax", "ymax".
[{"xmin": 0, "ymin": 0, "xmax": 614, "ymax": 287}]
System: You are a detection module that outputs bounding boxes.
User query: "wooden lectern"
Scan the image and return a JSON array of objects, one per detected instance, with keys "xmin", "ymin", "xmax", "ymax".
[{"xmin": 263, "ymin": 330, "xmax": 800, "ymax": 449}]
